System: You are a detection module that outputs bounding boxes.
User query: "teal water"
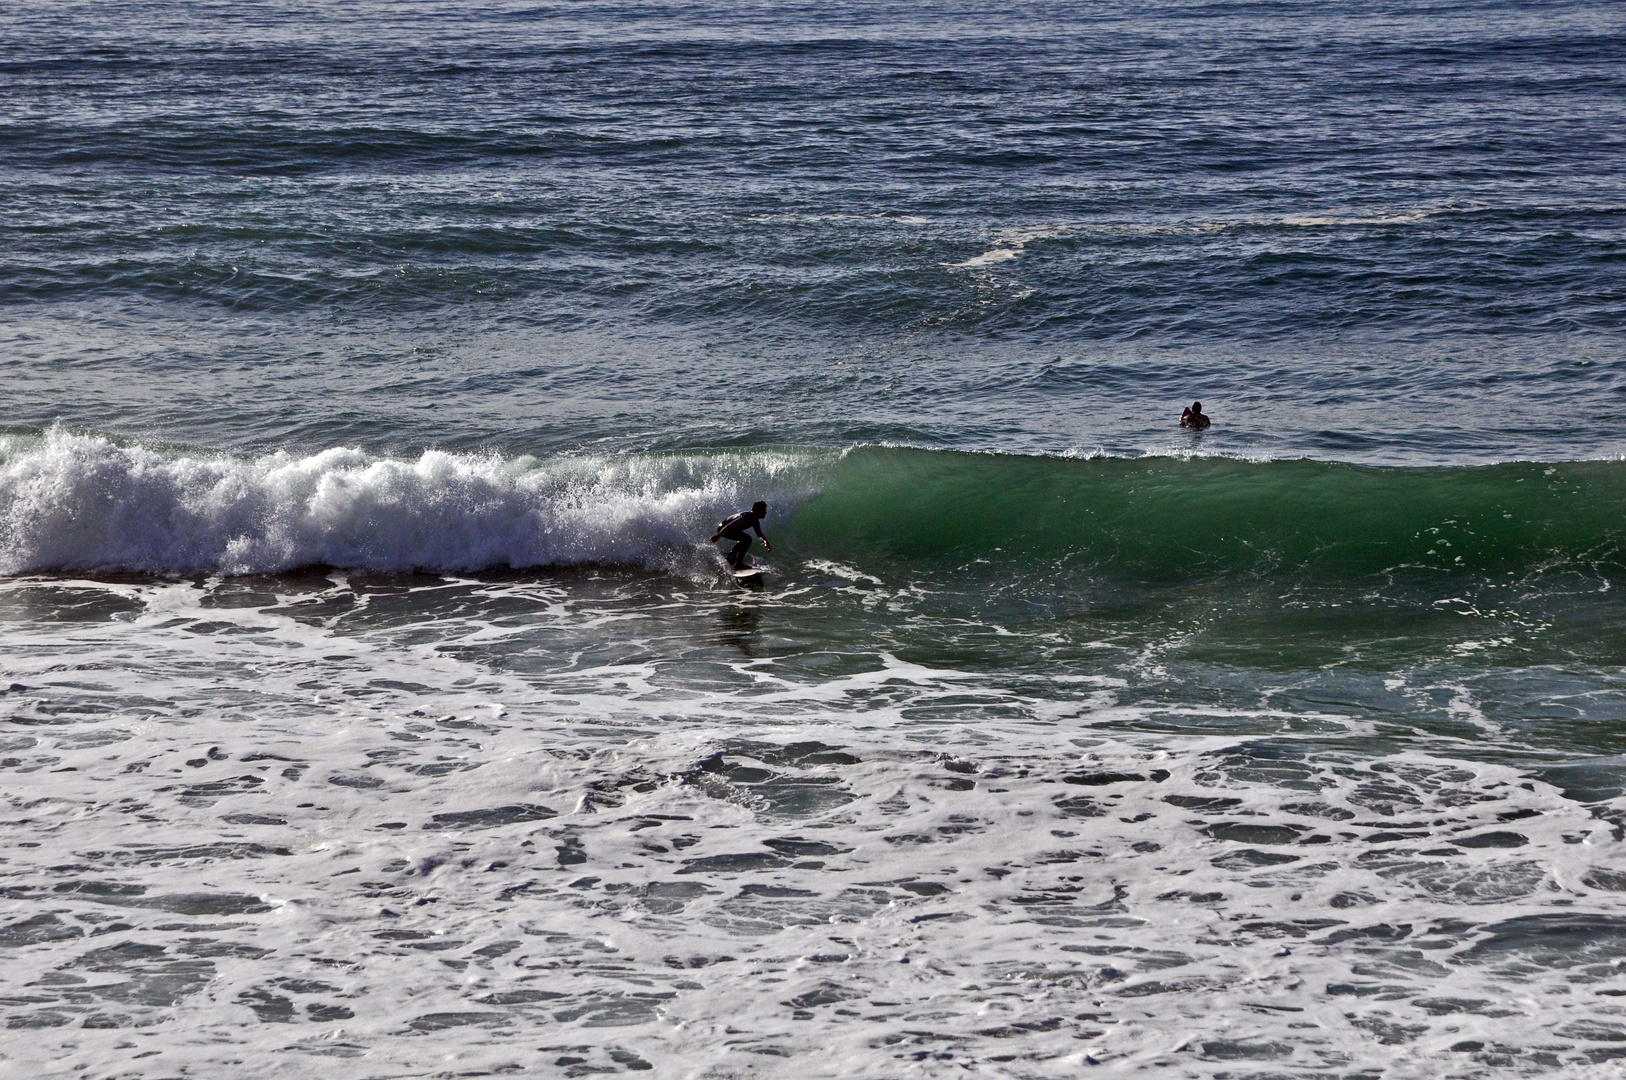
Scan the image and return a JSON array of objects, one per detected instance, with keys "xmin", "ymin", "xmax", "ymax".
[{"xmin": 4, "ymin": 1, "xmax": 1626, "ymax": 1076}]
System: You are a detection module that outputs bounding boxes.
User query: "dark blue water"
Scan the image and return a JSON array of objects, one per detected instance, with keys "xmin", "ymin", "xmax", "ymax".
[
  {"xmin": 6, "ymin": 4, "xmax": 1626, "ymax": 1076},
  {"xmin": 3, "ymin": 0, "xmax": 1624, "ymax": 459}
]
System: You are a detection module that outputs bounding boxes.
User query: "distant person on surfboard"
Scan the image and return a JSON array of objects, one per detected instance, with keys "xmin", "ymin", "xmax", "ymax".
[
  {"xmin": 711, "ymin": 501, "xmax": 771, "ymax": 570},
  {"xmin": 1180, "ymin": 401, "xmax": 1211, "ymax": 430}
]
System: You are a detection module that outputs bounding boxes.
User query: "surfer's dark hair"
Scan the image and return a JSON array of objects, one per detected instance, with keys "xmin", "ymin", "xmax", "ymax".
[{"xmin": 753, "ymin": 500, "xmax": 767, "ymax": 514}]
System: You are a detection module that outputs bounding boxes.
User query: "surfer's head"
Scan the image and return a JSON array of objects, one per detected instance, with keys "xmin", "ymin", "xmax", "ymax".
[
  {"xmin": 752, "ymin": 500, "xmax": 767, "ymax": 517},
  {"xmin": 1190, "ymin": 401, "xmax": 1203, "ymax": 415}
]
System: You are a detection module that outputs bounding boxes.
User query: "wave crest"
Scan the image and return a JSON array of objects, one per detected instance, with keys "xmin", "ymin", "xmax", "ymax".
[{"xmin": 0, "ymin": 430, "xmax": 821, "ymax": 575}]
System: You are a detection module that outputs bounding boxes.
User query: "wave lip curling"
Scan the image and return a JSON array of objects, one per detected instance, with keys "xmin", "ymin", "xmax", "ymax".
[{"xmin": 0, "ymin": 430, "xmax": 814, "ymax": 576}]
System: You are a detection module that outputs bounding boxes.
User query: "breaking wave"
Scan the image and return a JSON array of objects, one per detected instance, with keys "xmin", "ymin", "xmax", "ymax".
[
  {"xmin": 4, "ymin": 431, "xmax": 1626, "ymax": 581},
  {"xmin": 0, "ymin": 429, "xmax": 824, "ymax": 575}
]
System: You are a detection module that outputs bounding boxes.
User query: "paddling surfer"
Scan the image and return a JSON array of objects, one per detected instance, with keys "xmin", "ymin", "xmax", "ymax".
[
  {"xmin": 1180, "ymin": 401, "xmax": 1211, "ymax": 430},
  {"xmin": 711, "ymin": 501, "xmax": 771, "ymax": 569}
]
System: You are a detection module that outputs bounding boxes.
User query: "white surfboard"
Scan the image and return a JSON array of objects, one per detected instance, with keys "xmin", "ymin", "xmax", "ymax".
[{"xmin": 732, "ymin": 566, "xmax": 764, "ymax": 585}]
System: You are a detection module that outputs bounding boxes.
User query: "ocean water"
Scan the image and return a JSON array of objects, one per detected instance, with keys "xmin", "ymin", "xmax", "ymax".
[{"xmin": 4, "ymin": 1, "xmax": 1626, "ymax": 1076}]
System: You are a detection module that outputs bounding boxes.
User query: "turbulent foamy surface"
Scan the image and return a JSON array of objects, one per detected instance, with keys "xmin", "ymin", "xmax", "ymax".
[
  {"xmin": 4, "ymin": 558, "xmax": 1626, "ymax": 1077},
  {"xmin": 0, "ymin": 431, "xmax": 826, "ymax": 577},
  {"xmin": 6, "ymin": 0, "xmax": 1626, "ymax": 1074}
]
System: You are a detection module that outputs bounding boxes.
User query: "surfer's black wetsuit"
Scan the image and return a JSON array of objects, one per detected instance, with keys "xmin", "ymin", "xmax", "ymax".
[{"xmin": 714, "ymin": 509, "xmax": 766, "ymax": 568}]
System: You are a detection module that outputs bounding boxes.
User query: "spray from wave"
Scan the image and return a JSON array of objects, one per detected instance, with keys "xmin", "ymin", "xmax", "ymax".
[
  {"xmin": 0, "ymin": 429, "xmax": 827, "ymax": 575},
  {"xmin": 7, "ymin": 432, "xmax": 1626, "ymax": 581}
]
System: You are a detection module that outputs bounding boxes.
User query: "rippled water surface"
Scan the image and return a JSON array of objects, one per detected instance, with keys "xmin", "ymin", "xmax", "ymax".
[
  {"xmin": 4, "ymin": 0, "xmax": 1625, "ymax": 459},
  {"xmin": 4, "ymin": 1, "xmax": 1626, "ymax": 1077}
]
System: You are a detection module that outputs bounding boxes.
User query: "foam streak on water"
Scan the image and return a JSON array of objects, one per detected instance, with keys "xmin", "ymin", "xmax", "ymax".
[
  {"xmin": 5, "ymin": 0, "xmax": 1626, "ymax": 1073},
  {"xmin": 4, "ymin": 572, "xmax": 1626, "ymax": 1077}
]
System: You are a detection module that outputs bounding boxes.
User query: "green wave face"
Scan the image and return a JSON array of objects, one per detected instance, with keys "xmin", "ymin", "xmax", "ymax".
[{"xmin": 788, "ymin": 447, "xmax": 1626, "ymax": 581}]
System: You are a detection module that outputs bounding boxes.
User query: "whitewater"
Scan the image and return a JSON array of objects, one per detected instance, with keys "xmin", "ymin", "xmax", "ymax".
[
  {"xmin": 0, "ymin": 430, "xmax": 826, "ymax": 576},
  {"xmin": 6, "ymin": 567, "xmax": 1626, "ymax": 1078},
  {"xmin": 7, "ymin": 429, "xmax": 1626, "ymax": 582},
  {"xmin": 6, "ymin": 428, "xmax": 1626, "ymax": 1076},
  {"xmin": 6, "ymin": 0, "xmax": 1626, "ymax": 1075}
]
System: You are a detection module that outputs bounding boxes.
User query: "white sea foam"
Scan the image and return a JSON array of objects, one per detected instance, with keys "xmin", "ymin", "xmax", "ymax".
[
  {"xmin": 948, "ymin": 225, "xmax": 1078, "ymax": 269},
  {"xmin": 3, "ymin": 572, "xmax": 1626, "ymax": 1077},
  {"xmin": 953, "ymin": 246, "xmax": 1021, "ymax": 268},
  {"xmin": 0, "ymin": 429, "xmax": 824, "ymax": 576}
]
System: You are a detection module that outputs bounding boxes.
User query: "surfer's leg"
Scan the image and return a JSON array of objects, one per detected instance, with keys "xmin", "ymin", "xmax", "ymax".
[{"xmin": 729, "ymin": 536, "xmax": 752, "ymax": 567}]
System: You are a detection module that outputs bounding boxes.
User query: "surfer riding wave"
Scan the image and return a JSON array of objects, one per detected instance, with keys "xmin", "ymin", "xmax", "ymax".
[{"xmin": 711, "ymin": 501, "xmax": 770, "ymax": 569}]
